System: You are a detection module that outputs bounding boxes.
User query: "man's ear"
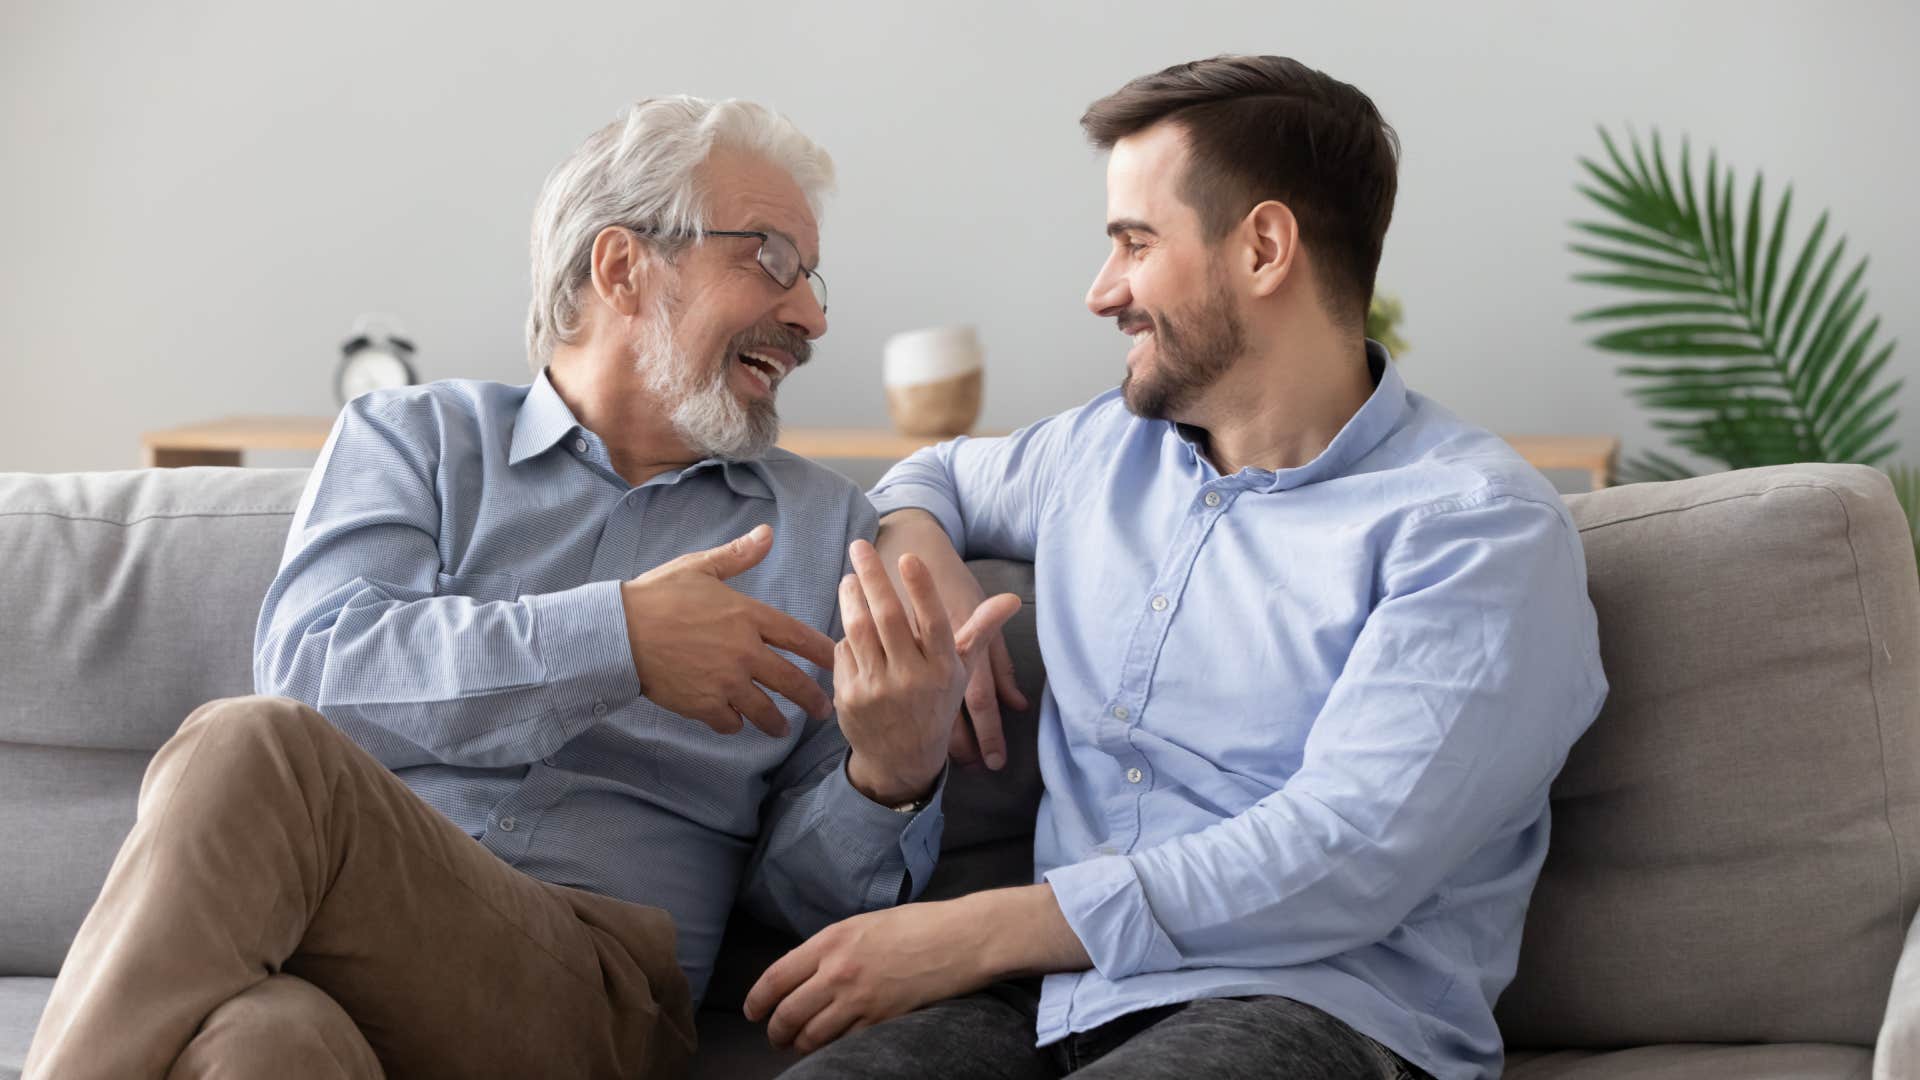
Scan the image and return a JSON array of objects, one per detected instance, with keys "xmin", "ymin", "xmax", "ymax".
[
  {"xmin": 588, "ymin": 226, "xmax": 659, "ymax": 318},
  {"xmin": 1242, "ymin": 200, "xmax": 1299, "ymax": 300}
]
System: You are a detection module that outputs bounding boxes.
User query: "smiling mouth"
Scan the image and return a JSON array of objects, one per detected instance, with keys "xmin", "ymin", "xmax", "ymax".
[
  {"xmin": 1123, "ymin": 324, "xmax": 1154, "ymax": 359},
  {"xmin": 736, "ymin": 349, "xmax": 790, "ymax": 393}
]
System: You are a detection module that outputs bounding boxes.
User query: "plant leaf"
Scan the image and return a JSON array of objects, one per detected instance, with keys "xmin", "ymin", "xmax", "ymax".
[
  {"xmin": 1767, "ymin": 211, "xmax": 1829, "ymax": 342},
  {"xmin": 1781, "ymin": 237, "xmax": 1847, "ymax": 362},
  {"xmin": 1572, "ymin": 221, "xmax": 1696, "ymax": 259},
  {"xmin": 1591, "ymin": 321, "xmax": 1760, "ymax": 349},
  {"xmin": 1758, "ymin": 185, "xmax": 1794, "ymax": 325},
  {"xmin": 1825, "ymin": 379, "xmax": 1903, "ymax": 458},
  {"xmin": 1810, "ymin": 322, "xmax": 1886, "ymax": 423},
  {"xmin": 1792, "ymin": 271, "xmax": 1867, "ymax": 405},
  {"xmin": 1574, "ymin": 272, "xmax": 1722, "ymax": 295},
  {"xmin": 1576, "ymin": 300, "xmax": 1740, "ymax": 322},
  {"xmin": 1569, "ymin": 244, "xmax": 1712, "ymax": 279},
  {"xmin": 1741, "ymin": 172, "xmax": 1763, "ymax": 320},
  {"xmin": 1830, "ymin": 398, "xmax": 1902, "ymax": 462}
]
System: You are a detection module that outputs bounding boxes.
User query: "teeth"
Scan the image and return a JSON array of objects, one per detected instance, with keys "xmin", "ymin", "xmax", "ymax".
[
  {"xmin": 741, "ymin": 350, "xmax": 789, "ymax": 382},
  {"xmin": 739, "ymin": 357, "xmax": 773, "ymax": 391}
]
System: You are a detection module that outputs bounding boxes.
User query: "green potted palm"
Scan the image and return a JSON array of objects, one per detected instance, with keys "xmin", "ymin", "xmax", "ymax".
[{"xmin": 1570, "ymin": 126, "xmax": 1912, "ymax": 552}]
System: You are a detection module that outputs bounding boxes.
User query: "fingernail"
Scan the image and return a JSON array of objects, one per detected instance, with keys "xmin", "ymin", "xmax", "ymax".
[
  {"xmin": 750, "ymin": 524, "xmax": 771, "ymax": 540},
  {"xmin": 986, "ymin": 751, "xmax": 1005, "ymax": 769}
]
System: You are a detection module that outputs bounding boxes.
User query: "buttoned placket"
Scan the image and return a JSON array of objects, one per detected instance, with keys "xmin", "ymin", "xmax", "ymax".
[
  {"xmin": 1096, "ymin": 478, "xmax": 1242, "ymax": 852},
  {"xmin": 488, "ymin": 433, "xmax": 648, "ymax": 861}
]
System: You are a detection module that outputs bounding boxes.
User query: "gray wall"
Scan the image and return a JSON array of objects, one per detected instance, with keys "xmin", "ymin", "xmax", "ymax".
[{"xmin": 4, "ymin": 0, "xmax": 1916, "ymax": 479}]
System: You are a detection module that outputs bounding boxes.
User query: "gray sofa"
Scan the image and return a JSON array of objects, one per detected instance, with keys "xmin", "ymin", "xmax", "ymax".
[{"xmin": 2, "ymin": 462, "xmax": 1917, "ymax": 1080}]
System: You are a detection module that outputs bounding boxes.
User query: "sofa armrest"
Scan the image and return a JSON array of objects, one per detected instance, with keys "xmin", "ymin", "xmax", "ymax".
[{"xmin": 1876, "ymin": 908, "xmax": 1920, "ymax": 1079}]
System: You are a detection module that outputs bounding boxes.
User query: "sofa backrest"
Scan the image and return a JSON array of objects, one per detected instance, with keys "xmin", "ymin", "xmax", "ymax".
[
  {"xmin": 3, "ymin": 461, "xmax": 1915, "ymax": 1054},
  {"xmin": 1496, "ymin": 463, "xmax": 1920, "ymax": 1049},
  {"xmin": 0, "ymin": 467, "xmax": 310, "ymax": 975}
]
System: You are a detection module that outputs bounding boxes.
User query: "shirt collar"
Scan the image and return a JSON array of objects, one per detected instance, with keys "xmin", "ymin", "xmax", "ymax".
[
  {"xmin": 509, "ymin": 369, "xmax": 775, "ymax": 500},
  {"xmin": 508, "ymin": 368, "xmax": 581, "ymax": 465},
  {"xmin": 1176, "ymin": 339, "xmax": 1409, "ymax": 493}
]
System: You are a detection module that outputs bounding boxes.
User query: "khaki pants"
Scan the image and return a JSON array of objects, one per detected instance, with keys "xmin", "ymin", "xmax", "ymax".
[{"xmin": 24, "ymin": 696, "xmax": 696, "ymax": 1079}]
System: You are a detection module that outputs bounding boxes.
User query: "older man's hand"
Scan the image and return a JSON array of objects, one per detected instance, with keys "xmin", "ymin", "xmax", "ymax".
[
  {"xmin": 835, "ymin": 540, "xmax": 1021, "ymax": 806},
  {"xmin": 620, "ymin": 524, "xmax": 837, "ymax": 738}
]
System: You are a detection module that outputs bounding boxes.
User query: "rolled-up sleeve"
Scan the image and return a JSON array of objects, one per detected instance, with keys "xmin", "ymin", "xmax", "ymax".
[
  {"xmin": 253, "ymin": 397, "xmax": 641, "ymax": 769},
  {"xmin": 1045, "ymin": 493, "xmax": 1607, "ymax": 978},
  {"xmin": 869, "ymin": 406, "xmax": 1087, "ymax": 562}
]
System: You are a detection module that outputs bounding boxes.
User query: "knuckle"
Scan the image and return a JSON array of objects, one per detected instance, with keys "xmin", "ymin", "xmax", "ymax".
[{"xmin": 820, "ymin": 956, "xmax": 862, "ymax": 985}]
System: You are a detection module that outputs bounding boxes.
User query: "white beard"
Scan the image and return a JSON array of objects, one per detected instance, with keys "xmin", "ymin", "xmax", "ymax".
[{"xmin": 634, "ymin": 299, "xmax": 780, "ymax": 462}]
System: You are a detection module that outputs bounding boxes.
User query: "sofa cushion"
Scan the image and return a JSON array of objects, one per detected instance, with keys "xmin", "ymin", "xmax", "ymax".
[
  {"xmin": 0, "ymin": 468, "xmax": 308, "ymax": 752},
  {"xmin": 1497, "ymin": 464, "xmax": 1920, "ymax": 1049},
  {"xmin": 0, "ymin": 468, "xmax": 308, "ymax": 978},
  {"xmin": 0, "ymin": 977, "xmax": 53, "ymax": 1080}
]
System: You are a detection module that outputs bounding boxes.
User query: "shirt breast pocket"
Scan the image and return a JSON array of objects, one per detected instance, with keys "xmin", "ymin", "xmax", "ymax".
[{"xmin": 434, "ymin": 568, "xmax": 521, "ymax": 603}]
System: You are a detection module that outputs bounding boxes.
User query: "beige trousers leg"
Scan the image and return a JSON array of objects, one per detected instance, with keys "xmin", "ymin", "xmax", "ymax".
[
  {"xmin": 168, "ymin": 974, "xmax": 383, "ymax": 1079},
  {"xmin": 24, "ymin": 696, "xmax": 696, "ymax": 1079}
]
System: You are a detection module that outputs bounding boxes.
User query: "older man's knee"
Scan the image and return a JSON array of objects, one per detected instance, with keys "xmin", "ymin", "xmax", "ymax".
[
  {"xmin": 141, "ymin": 696, "xmax": 336, "ymax": 810},
  {"xmin": 174, "ymin": 694, "xmax": 330, "ymax": 750}
]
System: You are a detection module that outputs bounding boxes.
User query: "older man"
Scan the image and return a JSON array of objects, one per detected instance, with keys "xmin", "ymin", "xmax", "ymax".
[
  {"xmin": 748, "ymin": 56, "xmax": 1606, "ymax": 1080},
  {"xmin": 24, "ymin": 96, "xmax": 1011, "ymax": 1079}
]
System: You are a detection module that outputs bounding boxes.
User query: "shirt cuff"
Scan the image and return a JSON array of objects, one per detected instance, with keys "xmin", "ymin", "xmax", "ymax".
[
  {"xmin": 1043, "ymin": 855, "xmax": 1184, "ymax": 981},
  {"xmin": 816, "ymin": 754, "xmax": 948, "ymax": 909},
  {"xmin": 867, "ymin": 479, "xmax": 967, "ymax": 554},
  {"xmin": 524, "ymin": 580, "xmax": 643, "ymax": 734}
]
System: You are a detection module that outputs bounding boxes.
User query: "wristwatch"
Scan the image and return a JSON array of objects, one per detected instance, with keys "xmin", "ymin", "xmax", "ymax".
[{"xmin": 889, "ymin": 795, "xmax": 931, "ymax": 814}]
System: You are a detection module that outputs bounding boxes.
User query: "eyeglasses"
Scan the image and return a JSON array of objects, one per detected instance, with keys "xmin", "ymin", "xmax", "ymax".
[{"xmin": 629, "ymin": 226, "xmax": 828, "ymax": 315}]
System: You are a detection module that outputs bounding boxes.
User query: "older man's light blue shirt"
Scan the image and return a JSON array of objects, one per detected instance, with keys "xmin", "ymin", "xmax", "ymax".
[
  {"xmin": 255, "ymin": 372, "xmax": 944, "ymax": 1002},
  {"xmin": 869, "ymin": 344, "xmax": 1606, "ymax": 1080}
]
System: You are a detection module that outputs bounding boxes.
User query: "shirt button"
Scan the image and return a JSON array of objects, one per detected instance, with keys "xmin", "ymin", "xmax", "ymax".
[
  {"xmin": 1150, "ymin": 594, "xmax": 1169, "ymax": 612},
  {"xmin": 1204, "ymin": 491, "xmax": 1223, "ymax": 508},
  {"xmin": 542, "ymin": 756, "xmax": 558, "ymax": 768},
  {"xmin": 592, "ymin": 701, "xmax": 609, "ymax": 717},
  {"xmin": 1112, "ymin": 705, "xmax": 1130, "ymax": 720},
  {"xmin": 1126, "ymin": 767, "xmax": 1143, "ymax": 784},
  {"xmin": 498, "ymin": 816, "xmax": 517, "ymax": 832},
  {"xmin": 573, "ymin": 437, "xmax": 588, "ymax": 454}
]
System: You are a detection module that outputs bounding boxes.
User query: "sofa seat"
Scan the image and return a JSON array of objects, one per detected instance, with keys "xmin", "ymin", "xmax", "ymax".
[
  {"xmin": 0, "ymin": 978, "xmax": 51, "ymax": 1080},
  {"xmin": 1, "ymin": 978, "xmax": 1877, "ymax": 1080},
  {"xmin": 1505, "ymin": 1044, "xmax": 1871, "ymax": 1078}
]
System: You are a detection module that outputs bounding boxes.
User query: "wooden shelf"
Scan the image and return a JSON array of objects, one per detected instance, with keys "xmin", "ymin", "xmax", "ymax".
[
  {"xmin": 775, "ymin": 429, "xmax": 1001, "ymax": 460},
  {"xmin": 141, "ymin": 416, "xmax": 337, "ymax": 468},
  {"xmin": 141, "ymin": 418, "xmax": 1620, "ymax": 489},
  {"xmin": 1500, "ymin": 435, "xmax": 1620, "ymax": 491}
]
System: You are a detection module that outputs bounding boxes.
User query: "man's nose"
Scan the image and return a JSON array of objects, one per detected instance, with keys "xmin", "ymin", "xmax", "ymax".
[
  {"xmin": 777, "ymin": 282, "xmax": 827, "ymax": 341},
  {"xmin": 1086, "ymin": 257, "xmax": 1129, "ymax": 318}
]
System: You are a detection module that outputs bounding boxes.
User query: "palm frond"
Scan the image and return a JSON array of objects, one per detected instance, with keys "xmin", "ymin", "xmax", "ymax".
[
  {"xmin": 1571, "ymin": 126, "xmax": 1903, "ymax": 474},
  {"xmin": 1618, "ymin": 450, "xmax": 1696, "ymax": 484}
]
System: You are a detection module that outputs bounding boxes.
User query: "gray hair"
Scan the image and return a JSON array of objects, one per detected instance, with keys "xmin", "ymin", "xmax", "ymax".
[{"xmin": 525, "ymin": 96, "xmax": 835, "ymax": 367}]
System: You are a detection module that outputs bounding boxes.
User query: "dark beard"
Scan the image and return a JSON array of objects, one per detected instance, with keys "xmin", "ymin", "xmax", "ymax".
[{"xmin": 1119, "ymin": 264, "xmax": 1247, "ymax": 421}]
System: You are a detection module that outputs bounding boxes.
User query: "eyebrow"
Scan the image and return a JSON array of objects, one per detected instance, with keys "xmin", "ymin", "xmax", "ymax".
[{"xmin": 1106, "ymin": 219, "xmax": 1158, "ymax": 239}]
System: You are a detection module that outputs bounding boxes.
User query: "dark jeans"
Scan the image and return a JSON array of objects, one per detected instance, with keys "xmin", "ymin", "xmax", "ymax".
[{"xmin": 778, "ymin": 979, "xmax": 1430, "ymax": 1079}]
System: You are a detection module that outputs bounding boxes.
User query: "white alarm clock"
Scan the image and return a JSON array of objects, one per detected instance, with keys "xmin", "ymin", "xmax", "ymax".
[{"xmin": 335, "ymin": 314, "xmax": 418, "ymax": 404}]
